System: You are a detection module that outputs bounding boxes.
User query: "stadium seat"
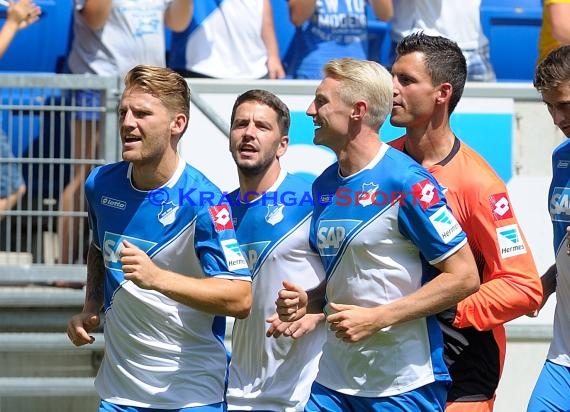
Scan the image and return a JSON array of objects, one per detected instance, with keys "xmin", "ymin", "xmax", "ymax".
[{"xmin": 480, "ymin": 0, "xmax": 543, "ymax": 82}]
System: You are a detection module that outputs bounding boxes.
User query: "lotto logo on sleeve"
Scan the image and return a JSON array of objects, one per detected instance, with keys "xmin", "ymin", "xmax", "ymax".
[
  {"xmin": 489, "ymin": 192, "xmax": 513, "ymax": 221},
  {"xmin": 496, "ymin": 224, "xmax": 527, "ymax": 258},
  {"xmin": 411, "ymin": 179, "xmax": 440, "ymax": 209},
  {"xmin": 429, "ymin": 206, "xmax": 462, "ymax": 244},
  {"xmin": 208, "ymin": 205, "xmax": 234, "ymax": 232}
]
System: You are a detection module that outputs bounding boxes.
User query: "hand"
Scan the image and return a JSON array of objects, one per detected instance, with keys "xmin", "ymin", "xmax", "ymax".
[
  {"xmin": 326, "ymin": 302, "xmax": 383, "ymax": 343},
  {"xmin": 267, "ymin": 55, "xmax": 285, "ymax": 79},
  {"xmin": 8, "ymin": 0, "xmax": 41, "ymax": 29},
  {"xmin": 275, "ymin": 280, "xmax": 308, "ymax": 322},
  {"xmin": 120, "ymin": 239, "xmax": 160, "ymax": 289},
  {"xmin": 266, "ymin": 312, "xmax": 324, "ymax": 339},
  {"xmin": 67, "ymin": 311, "xmax": 100, "ymax": 346}
]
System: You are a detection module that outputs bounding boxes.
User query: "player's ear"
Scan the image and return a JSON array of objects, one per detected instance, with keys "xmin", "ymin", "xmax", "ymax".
[
  {"xmin": 436, "ymin": 83, "xmax": 452, "ymax": 105},
  {"xmin": 276, "ymin": 135, "xmax": 289, "ymax": 158},
  {"xmin": 351, "ymin": 100, "xmax": 367, "ymax": 120},
  {"xmin": 171, "ymin": 113, "xmax": 187, "ymax": 135}
]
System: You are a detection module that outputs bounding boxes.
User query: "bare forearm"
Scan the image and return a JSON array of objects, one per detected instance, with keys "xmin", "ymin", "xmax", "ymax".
[
  {"xmin": 153, "ymin": 271, "xmax": 252, "ymax": 318},
  {"xmin": 84, "ymin": 242, "xmax": 104, "ymax": 313},
  {"xmin": 261, "ymin": 0, "xmax": 281, "ymax": 62},
  {"xmin": 378, "ymin": 271, "xmax": 477, "ymax": 327},
  {"xmin": 0, "ymin": 20, "xmax": 19, "ymax": 58}
]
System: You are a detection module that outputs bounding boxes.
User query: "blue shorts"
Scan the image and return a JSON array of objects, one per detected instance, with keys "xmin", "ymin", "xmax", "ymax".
[
  {"xmin": 99, "ymin": 400, "xmax": 225, "ymax": 412},
  {"xmin": 304, "ymin": 381, "xmax": 448, "ymax": 412},
  {"xmin": 527, "ymin": 360, "xmax": 570, "ymax": 412},
  {"xmin": 0, "ymin": 132, "xmax": 24, "ymax": 197},
  {"xmin": 73, "ymin": 89, "xmax": 103, "ymax": 121}
]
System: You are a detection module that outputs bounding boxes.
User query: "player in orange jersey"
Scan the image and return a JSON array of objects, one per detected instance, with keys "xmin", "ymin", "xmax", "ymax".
[{"xmin": 389, "ymin": 32, "xmax": 543, "ymax": 412}]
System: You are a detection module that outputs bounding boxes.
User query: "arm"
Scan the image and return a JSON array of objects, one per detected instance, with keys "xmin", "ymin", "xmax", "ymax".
[
  {"xmin": 326, "ymin": 243, "xmax": 479, "ymax": 342},
  {"xmin": 66, "ymin": 242, "xmax": 104, "ymax": 346},
  {"xmin": 164, "ymin": 0, "xmax": 192, "ymax": 32},
  {"xmin": 369, "ymin": 0, "xmax": 393, "ymax": 21},
  {"xmin": 288, "ymin": 0, "xmax": 316, "ymax": 27},
  {"xmin": 120, "ymin": 240, "xmax": 252, "ymax": 319},
  {"xmin": 79, "ymin": 0, "xmax": 112, "ymax": 30},
  {"xmin": 0, "ymin": 0, "xmax": 41, "ymax": 58},
  {"xmin": 548, "ymin": 3, "xmax": 570, "ymax": 45},
  {"xmin": 530, "ymin": 264, "xmax": 557, "ymax": 316},
  {"xmin": 261, "ymin": 0, "xmax": 284, "ymax": 79},
  {"xmin": 452, "ymin": 189, "xmax": 543, "ymax": 330}
]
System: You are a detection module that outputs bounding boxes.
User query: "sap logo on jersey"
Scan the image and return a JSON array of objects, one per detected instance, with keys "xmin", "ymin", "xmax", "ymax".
[
  {"xmin": 550, "ymin": 187, "xmax": 570, "ymax": 222},
  {"xmin": 220, "ymin": 239, "xmax": 249, "ymax": 271},
  {"xmin": 241, "ymin": 241, "xmax": 271, "ymax": 271},
  {"xmin": 102, "ymin": 232, "xmax": 157, "ymax": 270},
  {"xmin": 429, "ymin": 206, "xmax": 462, "ymax": 244},
  {"xmin": 316, "ymin": 219, "xmax": 360, "ymax": 256}
]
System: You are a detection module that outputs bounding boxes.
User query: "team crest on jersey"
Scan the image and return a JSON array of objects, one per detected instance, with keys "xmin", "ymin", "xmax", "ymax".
[
  {"xmin": 550, "ymin": 187, "xmax": 570, "ymax": 222},
  {"xmin": 158, "ymin": 201, "xmax": 179, "ymax": 226},
  {"xmin": 489, "ymin": 192, "xmax": 513, "ymax": 221},
  {"xmin": 496, "ymin": 224, "xmax": 527, "ymax": 258},
  {"xmin": 428, "ymin": 206, "xmax": 462, "ymax": 244},
  {"xmin": 240, "ymin": 241, "xmax": 271, "ymax": 271},
  {"xmin": 102, "ymin": 232, "xmax": 157, "ymax": 271},
  {"xmin": 100, "ymin": 196, "xmax": 126, "ymax": 210},
  {"xmin": 208, "ymin": 205, "xmax": 234, "ymax": 232},
  {"xmin": 411, "ymin": 179, "xmax": 440, "ymax": 209},
  {"xmin": 557, "ymin": 160, "xmax": 570, "ymax": 169},
  {"xmin": 316, "ymin": 219, "xmax": 360, "ymax": 256},
  {"xmin": 220, "ymin": 239, "xmax": 249, "ymax": 271},
  {"xmin": 358, "ymin": 182, "xmax": 379, "ymax": 207},
  {"xmin": 265, "ymin": 204, "xmax": 285, "ymax": 225}
]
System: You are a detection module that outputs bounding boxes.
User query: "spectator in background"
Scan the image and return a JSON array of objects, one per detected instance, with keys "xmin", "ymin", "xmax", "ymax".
[
  {"xmin": 527, "ymin": 44, "xmax": 570, "ymax": 412},
  {"xmin": 389, "ymin": 33, "xmax": 542, "ymax": 411},
  {"xmin": 225, "ymin": 89, "xmax": 326, "ymax": 411},
  {"xmin": 0, "ymin": 0, "xmax": 41, "ymax": 215},
  {"xmin": 66, "ymin": 64, "xmax": 252, "ymax": 411},
  {"xmin": 284, "ymin": 0, "xmax": 393, "ymax": 79},
  {"xmin": 59, "ymin": 0, "xmax": 192, "ymax": 264},
  {"xmin": 538, "ymin": 0, "xmax": 570, "ymax": 63},
  {"xmin": 169, "ymin": 0, "xmax": 284, "ymax": 79},
  {"xmin": 390, "ymin": 0, "xmax": 496, "ymax": 82}
]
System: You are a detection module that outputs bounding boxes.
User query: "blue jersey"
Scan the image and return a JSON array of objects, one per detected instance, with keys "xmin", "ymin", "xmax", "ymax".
[
  {"xmin": 284, "ymin": 0, "xmax": 370, "ymax": 79},
  {"xmin": 547, "ymin": 139, "xmax": 570, "ymax": 367},
  {"xmin": 85, "ymin": 158, "xmax": 251, "ymax": 409},
  {"xmin": 310, "ymin": 144, "xmax": 467, "ymax": 397},
  {"xmin": 227, "ymin": 171, "xmax": 326, "ymax": 411}
]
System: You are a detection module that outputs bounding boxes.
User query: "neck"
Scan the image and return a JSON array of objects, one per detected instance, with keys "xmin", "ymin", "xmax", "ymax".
[
  {"xmin": 238, "ymin": 163, "xmax": 282, "ymax": 202},
  {"xmin": 131, "ymin": 152, "xmax": 179, "ymax": 190},
  {"xmin": 403, "ymin": 125, "xmax": 455, "ymax": 168},
  {"xmin": 337, "ymin": 132, "xmax": 382, "ymax": 177}
]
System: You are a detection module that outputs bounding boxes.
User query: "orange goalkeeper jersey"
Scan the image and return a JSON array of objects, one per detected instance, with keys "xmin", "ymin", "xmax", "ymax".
[{"xmin": 390, "ymin": 136, "xmax": 542, "ymax": 402}]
